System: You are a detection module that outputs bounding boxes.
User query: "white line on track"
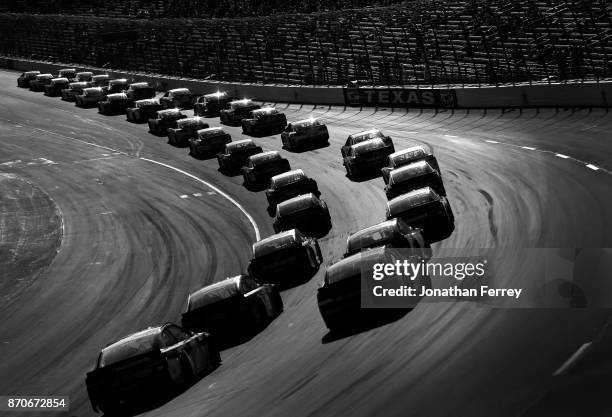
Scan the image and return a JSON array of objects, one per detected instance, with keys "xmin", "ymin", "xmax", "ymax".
[
  {"xmin": 521, "ymin": 146, "xmax": 537, "ymax": 150},
  {"xmin": 485, "ymin": 140, "xmax": 499, "ymax": 144},
  {"xmin": 180, "ymin": 195, "xmax": 189, "ymax": 199},
  {"xmin": 142, "ymin": 158, "xmax": 260, "ymax": 240},
  {"xmin": 555, "ymin": 153, "xmax": 570, "ymax": 159},
  {"xmin": 0, "ymin": 117, "xmax": 261, "ymax": 241},
  {"xmin": 586, "ymin": 164, "xmax": 600, "ymax": 171}
]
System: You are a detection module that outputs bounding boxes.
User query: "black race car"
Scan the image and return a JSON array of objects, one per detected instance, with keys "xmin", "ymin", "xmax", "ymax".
[
  {"xmin": 148, "ymin": 108, "xmax": 187, "ymax": 135},
  {"xmin": 381, "ymin": 145, "xmax": 440, "ymax": 184},
  {"xmin": 98, "ymin": 93, "xmax": 130, "ymax": 115},
  {"xmin": 90, "ymin": 74, "xmax": 110, "ymax": 87},
  {"xmin": 189, "ymin": 127, "xmax": 232, "ymax": 158},
  {"xmin": 160, "ymin": 88, "xmax": 195, "ymax": 109},
  {"xmin": 61, "ymin": 81, "xmax": 89, "ymax": 101},
  {"xmin": 126, "ymin": 99, "xmax": 163, "ymax": 123},
  {"xmin": 343, "ymin": 138, "xmax": 395, "ymax": 178},
  {"xmin": 317, "ymin": 247, "xmax": 430, "ymax": 331},
  {"xmin": 181, "ymin": 275, "xmax": 283, "ymax": 344},
  {"xmin": 242, "ymin": 151, "xmax": 291, "ymax": 187},
  {"xmin": 17, "ymin": 70, "xmax": 40, "ymax": 88},
  {"xmin": 220, "ymin": 99, "xmax": 261, "ymax": 126},
  {"xmin": 29, "ymin": 73, "xmax": 53, "ymax": 91},
  {"xmin": 167, "ymin": 117, "xmax": 209, "ymax": 147},
  {"xmin": 107, "ymin": 78, "xmax": 129, "ymax": 95},
  {"xmin": 85, "ymin": 324, "xmax": 220, "ymax": 415},
  {"xmin": 241, "ymin": 107, "xmax": 287, "ymax": 135},
  {"xmin": 75, "ymin": 87, "xmax": 106, "ymax": 108},
  {"xmin": 217, "ymin": 139, "xmax": 263, "ymax": 173},
  {"xmin": 43, "ymin": 77, "xmax": 70, "ymax": 96},
  {"xmin": 281, "ymin": 117, "xmax": 329, "ymax": 151},
  {"xmin": 384, "ymin": 161, "xmax": 446, "ymax": 200},
  {"xmin": 386, "ymin": 187, "xmax": 455, "ymax": 243},
  {"xmin": 344, "ymin": 218, "xmax": 430, "ymax": 258},
  {"xmin": 55, "ymin": 68, "xmax": 76, "ymax": 81},
  {"xmin": 340, "ymin": 129, "xmax": 392, "ymax": 157},
  {"xmin": 247, "ymin": 229, "xmax": 322, "ymax": 288},
  {"xmin": 273, "ymin": 193, "xmax": 332, "ymax": 237},
  {"xmin": 265, "ymin": 169, "xmax": 320, "ymax": 209},
  {"xmin": 75, "ymin": 71, "xmax": 93, "ymax": 83},
  {"xmin": 126, "ymin": 82, "xmax": 156, "ymax": 102},
  {"xmin": 194, "ymin": 91, "xmax": 232, "ymax": 116}
]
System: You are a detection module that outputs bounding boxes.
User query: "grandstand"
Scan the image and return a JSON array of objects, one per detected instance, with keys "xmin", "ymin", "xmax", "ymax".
[{"xmin": 1, "ymin": 0, "xmax": 611, "ymax": 85}]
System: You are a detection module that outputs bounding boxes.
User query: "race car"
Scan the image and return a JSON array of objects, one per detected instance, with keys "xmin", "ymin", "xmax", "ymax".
[
  {"xmin": 220, "ymin": 99, "xmax": 261, "ymax": 126},
  {"xmin": 381, "ymin": 145, "xmax": 440, "ymax": 184},
  {"xmin": 194, "ymin": 91, "xmax": 232, "ymax": 116},
  {"xmin": 126, "ymin": 99, "xmax": 163, "ymax": 123},
  {"xmin": 189, "ymin": 127, "xmax": 232, "ymax": 158},
  {"xmin": 148, "ymin": 108, "xmax": 187, "ymax": 135},
  {"xmin": 242, "ymin": 151, "xmax": 291, "ymax": 187},
  {"xmin": 85, "ymin": 324, "xmax": 220, "ymax": 415},
  {"xmin": 344, "ymin": 218, "xmax": 430, "ymax": 258},
  {"xmin": 160, "ymin": 88, "xmax": 195, "ymax": 109},
  {"xmin": 75, "ymin": 87, "xmax": 106, "ymax": 108},
  {"xmin": 90, "ymin": 74, "xmax": 110, "ymax": 87},
  {"xmin": 98, "ymin": 93, "xmax": 130, "ymax": 115},
  {"xmin": 343, "ymin": 137, "xmax": 396, "ymax": 178},
  {"xmin": 55, "ymin": 68, "xmax": 76, "ymax": 80},
  {"xmin": 167, "ymin": 117, "xmax": 209, "ymax": 147},
  {"xmin": 17, "ymin": 70, "xmax": 40, "ymax": 88},
  {"xmin": 281, "ymin": 117, "xmax": 329, "ymax": 151},
  {"xmin": 61, "ymin": 81, "xmax": 89, "ymax": 101},
  {"xmin": 247, "ymin": 229, "xmax": 322, "ymax": 287},
  {"xmin": 386, "ymin": 187, "xmax": 455, "ymax": 243},
  {"xmin": 273, "ymin": 193, "xmax": 332, "ymax": 237},
  {"xmin": 43, "ymin": 77, "xmax": 70, "ymax": 96},
  {"xmin": 29, "ymin": 73, "xmax": 53, "ymax": 91},
  {"xmin": 75, "ymin": 71, "xmax": 93, "ymax": 83},
  {"xmin": 107, "ymin": 78, "xmax": 129, "ymax": 94},
  {"xmin": 241, "ymin": 107, "xmax": 287, "ymax": 135},
  {"xmin": 265, "ymin": 169, "xmax": 320, "ymax": 209},
  {"xmin": 216, "ymin": 139, "xmax": 263, "ymax": 173},
  {"xmin": 181, "ymin": 275, "xmax": 283, "ymax": 342},
  {"xmin": 341, "ymin": 129, "xmax": 393, "ymax": 157},
  {"xmin": 384, "ymin": 161, "xmax": 446, "ymax": 200},
  {"xmin": 317, "ymin": 247, "xmax": 430, "ymax": 331},
  {"xmin": 126, "ymin": 82, "xmax": 156, "ymax": 102}
]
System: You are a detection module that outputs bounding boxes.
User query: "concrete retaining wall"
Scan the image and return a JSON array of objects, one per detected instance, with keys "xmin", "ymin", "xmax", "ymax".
[{"xmin": 2, "ymin": 56, "xmax": 609, "ymax": 108}]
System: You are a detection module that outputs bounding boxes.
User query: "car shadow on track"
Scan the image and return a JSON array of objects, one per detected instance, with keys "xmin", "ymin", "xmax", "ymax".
[
  {"xmin": 321, "ymin": 309, "xmax": 410, "ymax": 344},
  {"xmin": 346, "ymin": 170, "xmax": 383, "ymax": 183},
  {"xmin": 282, "ymin": 142, "xmax": 330, "ymax": 154}
]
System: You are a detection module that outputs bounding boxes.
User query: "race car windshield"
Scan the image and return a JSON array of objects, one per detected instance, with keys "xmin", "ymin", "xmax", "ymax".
[
  {"xmin": 158, "ymin": 109, "xmax": 181, "ymax": 119},
  {"xmin": 271, "ymin": 170, "xmax": 305, "ymax": 188},
  {"xmin": 294, "ymin": 119, "xmax": 320, "ymax": 129},
  {"xmin": 231, "ymin": 100, "xmax": 253, "ymax": 109},
  {"xmin": 227, "ymin": 140, "xmax": 254, "ymax": 152},
  {"xmin": 198, "ymin": 128, "xmax": 224, "ymax": 138},
  {"xmin": 177, "ymin": 118, "xmax": 205, "ymax": 128},
  {"xmin": 277, "ymin": 195, "xmax": 317, "ymax": 217},
  {"xmin": 250, "ymin": 152, "xmax": 280, "ymax": 166},
  {"xmin": 129, "ymin": 83, "xmax": 150, "ymax": 89},
  {"xmin": 253, "ymin": 246, "xmax": 300, "ymax": 272},
  {"xmin": 351, "ymin": 130, "xmax": 382, "ymax": 143},
  {"xmin": 392, "ymin": 147, "xmax": 428, "ymax": 165},
  {"xmin": 353, "ymin": 139, "xmax": 386, "ymax": 155},
  {"xmin": 389, "ymin": 162, "xmax": 433, "ymax": 183},
  {"xmin": 136, "ymin": 99, "xmax": 158, "ymax": 108},
  {"xmin": 347, "ymin": 223, "xmax": 399, "ymax": 254},
  {"xmin": 388, "ymin": 188, "xmax": 439, "ymax": 215},
  {"xmin": 253, "ymin": 232, "xmax": 296, "ymax": 258},
  {"xmin": 99, "ymin": 328, "xmax": 162, "ymax": 367},
  {"xmin": 188, "ymin": 277, "xmax": 241, "ymax": 311}
]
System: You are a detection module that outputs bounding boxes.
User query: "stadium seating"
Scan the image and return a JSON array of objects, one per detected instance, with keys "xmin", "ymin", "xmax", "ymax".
[{"xmin": 1, "ymin": 0, "xmax": 611, "ymax": 85}]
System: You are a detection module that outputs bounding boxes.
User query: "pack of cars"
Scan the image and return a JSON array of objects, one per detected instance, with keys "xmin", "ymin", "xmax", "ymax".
[
  {"xmin": 29, "ymin": 73, "xmax": 53, "ymax": 91},
  {"xmin": 17, "ymin": 70, "xmax": 460, "ymax": 411}
]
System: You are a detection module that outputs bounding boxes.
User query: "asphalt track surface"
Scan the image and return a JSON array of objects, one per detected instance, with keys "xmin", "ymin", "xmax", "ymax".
[{"xmin": 0, "ymin": 68, "xmax": 611, "ymax": 417}]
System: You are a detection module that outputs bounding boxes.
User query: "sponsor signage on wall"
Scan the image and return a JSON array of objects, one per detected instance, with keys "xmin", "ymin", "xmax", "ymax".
[{"xmin": 344, "ymin": 87, "xmax": 457, "ymax": 108}]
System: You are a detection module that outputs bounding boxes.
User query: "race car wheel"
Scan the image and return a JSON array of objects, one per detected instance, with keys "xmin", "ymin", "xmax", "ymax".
[
  {"xmin": 314, "ymin": 242, "xmax": 323, "ymax": 264},
  {"xmin": 251, "ymin": 301, "xmax": 267, "ymax": 331},
  {"xmin": 98, "ymin": 401, "xmax": 121, "ymax": 416},
  {"xmin": 272, "ymin": 290, "xmax": 284, "ymax": 314},
  {"xmin": 208, "ymin": 341, "xmax": 222, "ymax": 368}
]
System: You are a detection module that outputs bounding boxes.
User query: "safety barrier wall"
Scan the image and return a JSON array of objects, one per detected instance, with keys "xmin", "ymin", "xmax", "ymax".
[{"xmin": 3, "ymin": 57, "xmax": 610, "ymax": 108}]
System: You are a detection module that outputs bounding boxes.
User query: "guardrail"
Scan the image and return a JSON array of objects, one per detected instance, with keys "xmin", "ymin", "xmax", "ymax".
[{"xmin": 3, "ymin": 56, "xmax": 610, "ymax": 108}]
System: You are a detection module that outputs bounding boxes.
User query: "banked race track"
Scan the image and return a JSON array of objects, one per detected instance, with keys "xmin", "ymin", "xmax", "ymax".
[{"xmin": 1, "ymin": 67, "xmax": 612, "ymax": 417}]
